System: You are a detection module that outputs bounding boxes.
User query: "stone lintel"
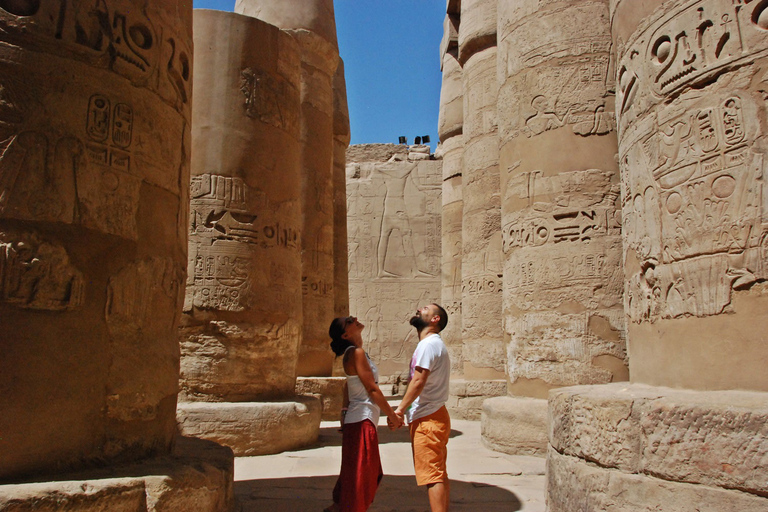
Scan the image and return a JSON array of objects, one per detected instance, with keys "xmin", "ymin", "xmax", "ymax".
[
  {"xmin": 176, "ymin": 397, "xmax": 322, "ymax": 456},
  {"xmin": 480, "ymin": 396, "xmax": 548, "ymax": 456}
]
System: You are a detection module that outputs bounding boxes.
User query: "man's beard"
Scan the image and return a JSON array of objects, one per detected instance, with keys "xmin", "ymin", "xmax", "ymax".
[{"xmin": 410, "ymin": 314, "xmax": 428, "ymax": 330}]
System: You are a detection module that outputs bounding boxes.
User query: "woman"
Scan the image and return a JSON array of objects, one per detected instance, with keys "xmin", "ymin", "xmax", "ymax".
[{"xmin": 325, "ymin": 316, "xmax": 402, "ymax": 512}]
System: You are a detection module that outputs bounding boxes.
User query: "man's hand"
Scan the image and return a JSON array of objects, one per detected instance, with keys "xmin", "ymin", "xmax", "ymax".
[{"xmin": 387, "ymin": 411, "xmax": 404, "ymax": 430}]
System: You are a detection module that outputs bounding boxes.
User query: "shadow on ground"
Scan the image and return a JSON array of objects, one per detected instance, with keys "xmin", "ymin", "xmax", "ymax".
[
  {"xmin": 314, "ymin": 425, "xmax": 464, "ymax": 448},
  {"xmin": 236, "ymin": 474, "xmax": 523, "ymax": 512}
]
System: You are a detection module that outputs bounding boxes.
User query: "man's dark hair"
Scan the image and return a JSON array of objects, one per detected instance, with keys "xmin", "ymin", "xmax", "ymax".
[{"xmin": 432, "ymin": 303, "xmax": 448, "ymax": 332}]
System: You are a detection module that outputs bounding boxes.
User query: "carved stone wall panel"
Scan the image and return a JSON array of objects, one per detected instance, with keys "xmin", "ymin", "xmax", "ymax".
[
  {"xmin": 614, "ymin": 0, "xmax": 768, "ymax": 390},
  {"xmin": 235, "ymin": 1, "xmax": 340, "ymax": 377},
  {"xmin": 438, "ymin": 135, "xmax": 464, "ymax": 375},
  {"xmin": 0, "ymin": 0, "xmax": 191, "ymax": 481},
  {"xmin": 346, "ymin": 149, "xmax": 442, "ymax": 380},
  {"xmin": 461, "ymin": 46, "xmax": 504, "ymax": 375},
  {"xmin": 498, "ymin": 0, "xmax": 626, "ymax": 396},
  {"xmin": 180, "ymin": 10, "xmax": 303, "ymax": 401}
]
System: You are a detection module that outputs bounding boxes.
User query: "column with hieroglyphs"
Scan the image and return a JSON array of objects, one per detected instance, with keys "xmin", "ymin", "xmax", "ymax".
[
  {"xmin": 483, "ymin": 0, "xmax": 626, "ymax": 456},
  {"xmin": 548, "ymin": 1, "xmax": 768, "ymax": 508},
  {"xmin": 333, "ymin": 59, "xmax": 351, "ymax": 320},
  {"xmin": 459, "ymin": 0, "xmax": 507, "ymax": 387},
  {"xmin": 236, "ymin": 0, "xmax": 340, "ymax": 377},
  {"xmin": 176, "ymin": 9, "xmax": 321, "ymax": 457},
  {"xmin": 0, "ymin": 2, "xmax": 233, "ymax": 509}
]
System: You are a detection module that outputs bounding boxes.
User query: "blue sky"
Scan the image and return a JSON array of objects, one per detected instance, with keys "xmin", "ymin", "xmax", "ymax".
[{"xmin": 192, "ymin": 1, "xmax": 444, "ymax": 150}]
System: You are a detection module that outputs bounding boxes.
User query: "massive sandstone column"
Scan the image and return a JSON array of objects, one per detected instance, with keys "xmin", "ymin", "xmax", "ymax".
[
  {"xmin": 176, "ymin": 9, "xmax": 320, "ymax": 457},
  {"xmin": 459, "ymin": 0, "xmax": 506, "ymax": 383},
  {"xmin": 548, "ymin": 0, "xmax": 768, "ymax": 509},
  {"xmin": 0, "ymin": 0, "xmax": 192, "ymax": 480},
  {"xmin": 438, "ymin": 5, "xmax": 464, "ymax": 377},
  {"xmin": 236, "ymin": 0, "xmax": 340, "ymax": 376},
  {"xmin": 333, "ymin": 59, "xmax": 351, "ymax": 319},
  {"xmin": 483, "ymin": 0, "xmax": 626, "ymax": 456}
]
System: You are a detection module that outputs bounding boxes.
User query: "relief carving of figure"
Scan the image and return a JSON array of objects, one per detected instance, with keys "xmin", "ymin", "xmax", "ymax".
[{"xmin": 524, "ymin": 95, "xmax": 572, "ymax": 136}]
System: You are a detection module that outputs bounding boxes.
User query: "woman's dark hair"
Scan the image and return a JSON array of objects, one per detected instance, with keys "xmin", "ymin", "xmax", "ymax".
[{"xmin": 329, "ymin": 317, "xmax": 354, "ymax": 356}]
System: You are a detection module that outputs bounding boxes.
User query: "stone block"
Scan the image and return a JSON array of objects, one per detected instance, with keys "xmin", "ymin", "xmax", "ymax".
[
  {"xmin": 176, "ymin": 397, "xmax": 321, "ymax": 456},
  {"xmin": 296, "ymin": 377, "xmax": 346, "ymax": 421},
  {"xmin": 480, "ymin": 396, "xmax": 548, "ymax": 456},
  {"xmin": 547, "ymin": 447, "xmax": 768, "ymax": 512},
  {"xmin": 0, "ymin": 437, "xmax": 234, "ymax": 512},
  {"xmin": 549, "ymin": 383, "xmax": 768, "ymax": 495}
]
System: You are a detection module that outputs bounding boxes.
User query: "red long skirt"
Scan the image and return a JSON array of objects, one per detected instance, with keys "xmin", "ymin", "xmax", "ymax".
[{"xmin": 332, "ymin": 419, "xmax": 383, "ymax": 512}]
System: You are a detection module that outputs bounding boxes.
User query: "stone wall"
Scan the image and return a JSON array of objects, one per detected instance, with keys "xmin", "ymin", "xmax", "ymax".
[{"xmin": 346, "ymin": 144, "xmax": 442, "ymax": 379}]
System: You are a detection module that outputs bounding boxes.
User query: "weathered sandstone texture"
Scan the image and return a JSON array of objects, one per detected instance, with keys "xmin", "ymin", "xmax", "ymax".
[
  {"xmin": 181, "ymin": 9, "xmax": 303, "ymax": 403},
  {"xmin": 497, "ymin": 0, "xmax": 626, "ymax": 399},
  {"xmin": 177, "ymin": 397, "xmax": 322, "ymax": 457},
  {"xmin": 0, "ymin": 437, "xmax": 234, "ymax": 512},
  {"xmin": 0, "ymin": 0, "xmax": 191, "ymax": 481},
  {"xmin": 346, "ymin": 145, "xmax": 442, "ymax": 379},
  {"xmin": 296, "ymin": 376, "xmax": 346, "ymax": 421},
  {"xmin": 548, "ymin": 384, "xmax": 768, "ymax": 509},
  {"xmin": 236, "ymin": 0, "xmax": 342, "ymax": 377},
  {"xmin": 615, "ymin": 0, "xmax": 768, "ymax": 391},
  {"xmin": 480, "ymin": 396, "xmax": 548, "ymax": 456},
  {"xmin": 448, "ymin": 379, "xmax": 506, "ymax": 420},
  {"xmin": 460, "ymin": 1, "xmax": 505, "ymax": 381}
]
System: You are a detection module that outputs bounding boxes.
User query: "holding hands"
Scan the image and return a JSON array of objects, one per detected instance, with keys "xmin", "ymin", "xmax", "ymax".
[{"xmin": 387, "ymin": 409, "xmax": 404, "ymax": 430}]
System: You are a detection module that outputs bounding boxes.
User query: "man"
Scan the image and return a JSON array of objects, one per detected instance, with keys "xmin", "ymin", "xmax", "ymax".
[{"xmin": 394, "ymin": 303, "xmax": 451, "ymax": 512}]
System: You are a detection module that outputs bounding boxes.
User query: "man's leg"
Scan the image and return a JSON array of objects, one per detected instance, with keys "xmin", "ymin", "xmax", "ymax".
[{"xmin": 427, "ymin": 480, "xmax": 450, "ymax": 512}]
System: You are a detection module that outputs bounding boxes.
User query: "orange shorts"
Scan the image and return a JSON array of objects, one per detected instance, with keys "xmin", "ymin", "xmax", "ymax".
[{"xmin": 409, "ymin": 406, "xmax": 450, "ymax": 486}]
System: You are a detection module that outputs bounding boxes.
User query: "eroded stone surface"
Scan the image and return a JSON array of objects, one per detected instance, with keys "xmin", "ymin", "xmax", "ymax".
[
  {"xmin": 346, "ymin": 145, "xmax": 442, "ymax": 379},
  {"xmin": 481, "ymin": 396, "xmax": 549, "ymax": 456},
  {"xmin": 0, "ymin": 437, "xmax": 234, "ymax": 512},
  {"xmin": 296, "ymin": 376, "xmax": 345, "ymax": 421},
  {"xmin": 176, "ymin": 398, "xmax": 322, "ymax": 456},
  {"xmin": 447, "ymin": 379, "xmax": 506, "ymax": 420},
  {"xmin": 548, "ymin": 447, "xmax": 768, "ymax": 512},
  {"xmin": 549, "ymin": 383, "xmax": 768, "ymax": 495}
]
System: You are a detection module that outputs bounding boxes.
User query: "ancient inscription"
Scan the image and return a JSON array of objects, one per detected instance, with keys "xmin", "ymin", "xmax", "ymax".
[
  {"xmin": 107, "ymin": 257, "xmax": 179, "ymax": 332},
  {"xmin": 185, "ymin": 174, "xmax": 300, "ymax": 312},
  {"xmin": 0, "ymin": 231, "xmax": 84, "ymax": 310},
  {"xmin": 617, "ymin": 0, "xmax": 768, "ymax": 131},
  {"xmin": 0, "ymin": 0, "xmax": 191, "ymax": 110},
  {"xmin": 240, "ymin": 67, "xmax": 296, "ymax": 132}
]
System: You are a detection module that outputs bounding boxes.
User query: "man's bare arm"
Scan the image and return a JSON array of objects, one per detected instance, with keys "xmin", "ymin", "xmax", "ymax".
[{"xmin": 395, "ymin": 367, "xmax": 430, "ymax": 419}]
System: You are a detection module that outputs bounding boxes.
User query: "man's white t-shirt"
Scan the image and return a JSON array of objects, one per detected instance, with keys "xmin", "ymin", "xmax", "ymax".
[{"xmin": 406, "ymin": 333, "xmax": 450, "ymax": 424}]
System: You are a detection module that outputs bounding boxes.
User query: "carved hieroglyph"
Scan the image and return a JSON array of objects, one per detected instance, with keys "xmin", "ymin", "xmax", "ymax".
[
  {"xmin": 498, "ymin": 0, "xmax": 626, "ymax": 397},
  {"xmin": 347, "ymin": 147, "xmax": 442, "ymax": 379},
  {"xmin": 0, "ymin": 1, "xmax": 191, "ymax": 480},
  {"xmin": 180, "ymin": 10, "xmax": 303, "ymax": 401},
  {"xmin": 236, "ymin": 0, "xmax": 341, "ymax": 377},
  {"xmin": 615, "ymin": 0, "xmax": 768, "ymax": 389}
]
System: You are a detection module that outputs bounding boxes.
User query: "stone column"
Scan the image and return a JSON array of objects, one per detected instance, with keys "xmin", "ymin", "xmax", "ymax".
[
  {"xmin": 483, "ymin": 0, "xmax": 626, "ymax": 456},
  {"xmin": 176, "ymin": 9, "xmax": 320, "ymax": 457},
  {"xmin": 548, "ymin": 1, "xmax": 768, "ymax": 508},
  {"xmin": 459, "ymin": 0, "xmax": 506, "ymax": 382},
  {"xmin": 236, "ymin": 0, "xmax": 339, "ymax": 377},
  {"xmin": 333, "ymin": 59, "xmax": 351, "ymax": 319},
  {"xmin": 438, "ymin": 10, "xmax": 464, "ymax": 378},
  {"xmin": 0, "ymin": 0, "xmax": 191, "ymax": 480},
  {"xmin": 0, "ymin": 2, "xmax": 233, "ymax": 509}
]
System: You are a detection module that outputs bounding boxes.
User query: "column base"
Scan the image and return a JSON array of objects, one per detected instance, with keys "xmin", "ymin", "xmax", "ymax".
[
  {"xmin": 177, "ymin": 396, "xmax": 322, "ymax": 456},
  {"xmin": 548, "ymin": 383, "xmax": 768, "ymax": 511},
  {"xmin": 447, "ymin": 379, "xmax": 507, "ymax": 420},
  {"xmin": 0, "ymin": 437, "xmax": 234, "ymax": 511},
  {"xmin": 295, "ymin": 377, "xmax": 345, "ymax": 421},
  {"xmin": 480, "ymin": 395, "xmax": 548, "ymax": 456}
]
